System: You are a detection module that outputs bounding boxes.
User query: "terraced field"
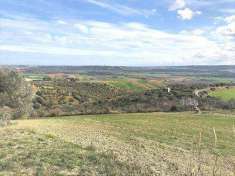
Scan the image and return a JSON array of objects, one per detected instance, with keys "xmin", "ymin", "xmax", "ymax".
[{"xmin": 1, "ymin": 112, "xmax": 235, "ymax": 175}]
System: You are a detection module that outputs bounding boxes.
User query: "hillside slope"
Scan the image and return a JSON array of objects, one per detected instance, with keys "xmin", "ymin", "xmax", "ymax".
[{"xmin": 1, "ymin": 112, "xmax": 234, "ymax": 175}]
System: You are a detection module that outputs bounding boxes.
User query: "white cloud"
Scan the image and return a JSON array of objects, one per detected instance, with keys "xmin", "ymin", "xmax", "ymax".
[
  {"xmin": 217, "ymin": 23, "xmax": 235, "ymax": 37},
  {"xmin": 0, "ymin": 17, "xmax": 234, "ymax": 66},
  {"xmin": 57, "ymin": 20, "xmax": 67, "ymax": 25},
  {"xmin": 74, "ymin": 24, "xmax": 89, "ymax": 33},
  {"xmin": 217, "ymin": 23, "xmax": 235, "ymax": 36},
  {"xmin": 169, "ymin": 1, "xmax": 202, "ymax": 21},
  {"xmin": 85, "ymin": 0, "xmax": 156, "ymax": 17},
  {"xmin": 216, "ymin": 15, "xmax": 235, "ymax": 37},
  {"xmin": 191, "ymin": 29, "xmax": 205, "ymax": 35},
  {"xmin": 169, "ymin": 0, "xmax": 186, "ymax": 11},
  {"xmin": 177, "ymin": 8, "xmax": 201, "ymax": 20},
  {"xmin": 181, "ymin": 29, "xmax": 205, "ymax": 35},
  {"xmin": 225, "ymin": 15, "xmax": 235, "ymax": 23}
]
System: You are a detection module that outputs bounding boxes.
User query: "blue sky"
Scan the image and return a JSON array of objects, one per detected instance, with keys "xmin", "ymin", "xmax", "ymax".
[{"xmin": 0, "ymin": 0, "xmax": 235, "ymax": 66}]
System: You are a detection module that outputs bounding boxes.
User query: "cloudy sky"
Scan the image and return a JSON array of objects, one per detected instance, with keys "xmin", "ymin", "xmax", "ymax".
[{"xmin": 0, "ymin": 0, "xmax": 234, "ymax": 66}]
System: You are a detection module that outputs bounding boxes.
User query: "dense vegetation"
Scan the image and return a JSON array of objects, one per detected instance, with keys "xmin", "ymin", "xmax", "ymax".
[
  {"xmin": 0, "ymin": 69, "xmax": 32, "ymax": 119},
  {"xmin": 1, "ymin": 68, "xmax": 235, "ymax": 118},
  {"xmin": 32, "ymin": 78, "xmax": 204, "ymax": 117}
]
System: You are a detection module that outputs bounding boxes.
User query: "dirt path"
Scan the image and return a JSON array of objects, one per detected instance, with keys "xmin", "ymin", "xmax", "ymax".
[{"xmin": 194, "ymin": 88, "xmax": 211, "ymax": 97}]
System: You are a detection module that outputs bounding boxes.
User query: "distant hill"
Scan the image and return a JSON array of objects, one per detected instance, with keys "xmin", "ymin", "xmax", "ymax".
[{"xmin": 4, "ymin": 65, "xmax": 235, "ymax": 79}]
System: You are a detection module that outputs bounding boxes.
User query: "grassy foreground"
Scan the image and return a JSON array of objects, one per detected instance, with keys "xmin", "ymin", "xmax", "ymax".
[{"xmin": 1, "ymin": 112, "xmax": 235, "ymax": 175}]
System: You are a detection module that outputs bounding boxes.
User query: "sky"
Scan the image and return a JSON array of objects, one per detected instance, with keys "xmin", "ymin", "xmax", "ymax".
[{"xmin": 0, "ymin": 0, "xmax": 235, "ymax": 66}]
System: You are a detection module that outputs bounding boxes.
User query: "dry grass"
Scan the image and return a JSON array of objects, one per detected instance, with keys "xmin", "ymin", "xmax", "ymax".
[{"xmin": 1, "ymin": 112, "xmax": 235, "ymax": 175}]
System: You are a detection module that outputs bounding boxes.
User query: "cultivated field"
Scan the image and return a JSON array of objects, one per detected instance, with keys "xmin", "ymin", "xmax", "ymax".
[
  {"xmin": 1, "ymin": 112, "xmax": 235, "ymax": 175},
  {"xmin": 209, "ymin": 87, "xmax": 235, "ymax": 101}
]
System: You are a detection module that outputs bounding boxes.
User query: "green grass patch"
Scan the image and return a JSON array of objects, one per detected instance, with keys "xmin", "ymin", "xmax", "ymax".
[
  {"xmin": 209, "ymin": 87, "xmax": 235, "ymax": 101},
  {"xmin": 23, "ymin": 74, "xmax": 46, "ymax": 81},
  {"xmin": 106, "ymin": 79, "xmax": 158, "ymax": 92},
  {"xmin": 0, "ymin": 129, "xmax": 84, "ymax": 175},
  {"xmin": 107, "ymin": 79, "xmax": 145, "ymax": 92},
  {"xmin": 15, "ymin": 112, "xmax": 235, "ymax": 157},
  {"xmin": 0, "ymin": 127, "xmax": 149, "ymax": 175},
  {"xmin": 2, "ymin": 112, "xmax": 235, "ymax": 175},
  {"xmin": 85, "ymin": 112, "xmax": 235, "ymax": 156}
]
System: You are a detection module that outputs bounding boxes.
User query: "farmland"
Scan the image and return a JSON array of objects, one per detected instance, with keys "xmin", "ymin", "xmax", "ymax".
[
  {"xmin": 1, "ymin": 112, "xmax": 235, "ymax": 175},
  {"xmin": 209, "ymin": 87, "xmax": 235, "ymax": 101}
]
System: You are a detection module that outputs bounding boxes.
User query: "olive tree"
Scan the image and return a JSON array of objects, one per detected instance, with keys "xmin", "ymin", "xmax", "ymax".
[{"xmin": 0, "ymin": 69, "xmax": 32, "ymax": 119}]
